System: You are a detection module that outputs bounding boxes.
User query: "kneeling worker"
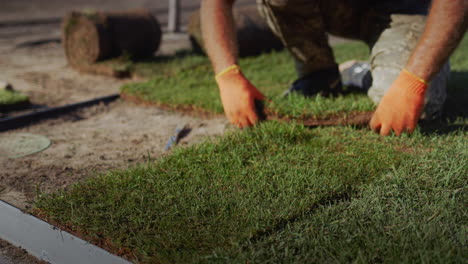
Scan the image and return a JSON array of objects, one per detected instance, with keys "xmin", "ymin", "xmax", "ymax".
[{"xmin": 200, "ymin": 0, "xmax": 467, "ymax": 136}]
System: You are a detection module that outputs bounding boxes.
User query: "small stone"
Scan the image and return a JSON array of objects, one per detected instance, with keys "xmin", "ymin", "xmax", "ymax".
[{"xmin": 0, "ymin": 81, "xmax": 13, "ymax": 91}]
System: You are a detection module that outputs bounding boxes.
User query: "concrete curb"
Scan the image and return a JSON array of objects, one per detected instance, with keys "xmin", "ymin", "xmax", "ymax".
[{"xmin": 0, "ymin": 200, "xmax": 131, "ymax": 264}]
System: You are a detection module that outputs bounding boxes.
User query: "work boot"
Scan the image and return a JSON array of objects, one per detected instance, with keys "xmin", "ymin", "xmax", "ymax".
[
  {"xmin": 340, "ymin": 61, "xmax": 373, "ymax": 92},
  {"xmin": 283, "ymin": 67, "xmax": 343, "ymax": 97}
]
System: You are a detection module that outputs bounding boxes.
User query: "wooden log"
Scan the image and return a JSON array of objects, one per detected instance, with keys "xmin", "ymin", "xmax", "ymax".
[
  {"xmin": 62, "ymin": 9, "xmax": 162, "ymax": 67},
  {"xmin": 188, "ymin": 6, "xmax": 284, "ymax": 57}
]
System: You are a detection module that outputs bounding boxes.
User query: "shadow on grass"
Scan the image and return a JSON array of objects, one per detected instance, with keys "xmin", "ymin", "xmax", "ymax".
[
  {"xmin": 135, "ymin": 49, "xmax": 201, "ymax": 63},
  {"xmin": 443, "ymin": 71, "xmax": 468, "ymax": 118},
  {"xmin": 420, "ymin": 122, "xmax": 467, "ymax": 135},
  {"xmin": 420, "ymin": 71, "xmax": 468, "ymax": 135},
  {"xmin": 247, "ymin": 190, "xmax": 352, "ymax": 245}
]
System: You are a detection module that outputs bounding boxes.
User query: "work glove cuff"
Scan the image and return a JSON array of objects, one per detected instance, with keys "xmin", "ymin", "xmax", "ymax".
[{"xmin": 398, "ymin": 69, "xmax": 428, "ymax": 96}]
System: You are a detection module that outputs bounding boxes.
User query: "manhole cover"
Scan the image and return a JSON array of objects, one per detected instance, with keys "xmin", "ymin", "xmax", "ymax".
[{"xmin": 0, "ymin": 133, "xmax": 51, "ymax": 158}]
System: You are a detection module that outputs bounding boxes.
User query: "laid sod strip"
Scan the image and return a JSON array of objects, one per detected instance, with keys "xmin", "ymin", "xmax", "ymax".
[
  {"xmin": 223, "ymin": 129, "xmax": 467, "ymax": 263},
  {"xmin": 0, "ymin": 89, "xmax": 29, "ymax": 112},
  {"xmin": 121, "ymin": 36, "xmax": 468, "ymax": 123},
  {"xmin": 35, "ymin": 123, "xmax": 407, "ymax": 263},
  {"xmin": 120, "ymin": 41, "xmax": 374, "ymax": 122},
  {"xmin": 35, "ymin": 36, "xmax": 467, "ymax": 263}
]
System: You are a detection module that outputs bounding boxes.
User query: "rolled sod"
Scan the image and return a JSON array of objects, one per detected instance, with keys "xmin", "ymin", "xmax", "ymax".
[
  {"xmin": 188, "ymin": 6, "xmax": 284, "ymax": 57},
  {"xmin": 62, "ymin": 9, "xmax": 162, "ymax": 74}
]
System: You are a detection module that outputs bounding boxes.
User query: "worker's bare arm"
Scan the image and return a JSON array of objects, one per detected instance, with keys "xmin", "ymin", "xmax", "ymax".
[
  {"xmin": 201, "ymin": 0, "xmax": 265, "ymax": 128},
  {"xmin": 200, "ymin": 0, "xmax": 238, "ymax": 74},
  {"xmin": 370, "ymin": 0, "xmax": 467, "ymax": 136},
  {"xmin": 406, "ymin": 0, "xmax": 468, "ymax": 81}
]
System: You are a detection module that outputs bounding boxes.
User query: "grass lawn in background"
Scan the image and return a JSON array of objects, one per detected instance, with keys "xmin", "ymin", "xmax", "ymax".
[
  {"xmin": 35, "ymin": 37, "xmax": 467, "ymax": 263},
  {"xmin": 120, "ymin": 41, "xmax": 374, "ymax": 121},
  {"xmin": 120, "ymin": 36, "xmax": 468, "ymax": 122}
]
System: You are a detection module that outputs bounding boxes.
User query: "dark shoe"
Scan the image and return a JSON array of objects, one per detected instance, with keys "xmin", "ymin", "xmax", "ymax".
[{"xmin": 283, "ymin": 67, "xmax": 343, "ymax": 97}]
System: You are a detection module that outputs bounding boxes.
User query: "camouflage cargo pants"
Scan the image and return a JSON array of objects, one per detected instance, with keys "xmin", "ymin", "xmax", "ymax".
[{"xmin": 257, "ymin": 0, "xmax": 449, "ymax": 118}]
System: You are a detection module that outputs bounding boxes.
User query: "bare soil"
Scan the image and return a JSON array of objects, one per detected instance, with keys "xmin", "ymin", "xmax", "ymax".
[{"xmin": 0, "ymin": 100, "xmax": 228, "ymax": 207}]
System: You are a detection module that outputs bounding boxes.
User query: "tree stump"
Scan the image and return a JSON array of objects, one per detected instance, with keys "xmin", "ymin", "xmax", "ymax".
[
  {"xmin": 188, "ymin": 6, "xmax": 284, "ymax": 57},
  {"xmin": 62, "ymin": 9, "xmax": 162, "ymax": 75}
]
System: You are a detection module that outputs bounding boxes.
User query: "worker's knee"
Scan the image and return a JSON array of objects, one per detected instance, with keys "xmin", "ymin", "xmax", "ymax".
[
  {"xmin": 368, "ymin": 14, "xmax": 428, "ymax": 104},
  {"xmin": 368, "ymin": 15, "xmax": 449, "ymax": 119},
  {"xmin": 368, "ymin": 63, "xmax": 450, "ymax": 120}
]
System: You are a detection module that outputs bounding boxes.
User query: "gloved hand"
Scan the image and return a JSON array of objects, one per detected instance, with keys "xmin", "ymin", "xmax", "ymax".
[
  {"xmin": 370, "ymin": 69, "xmax": 428, "ymax": 136},
  {"xmin": 216, "ymin": 65, "xmax": 265, "ymax": 128}
]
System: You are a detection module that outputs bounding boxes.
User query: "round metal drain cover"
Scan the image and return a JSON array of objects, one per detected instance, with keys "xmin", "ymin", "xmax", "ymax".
[{"xmin": 0, "ymin": 133, "xmax": 51, "ymax": 158}]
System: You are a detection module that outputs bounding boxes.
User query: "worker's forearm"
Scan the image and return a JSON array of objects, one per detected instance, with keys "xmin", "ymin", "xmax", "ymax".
[
  {"xmin": 406, "ymin": 0, "xmax": 468, "ymax": 82},
  {"xmin": 201, "ymin": 0, "xmax": 239, "ymax": 74}
]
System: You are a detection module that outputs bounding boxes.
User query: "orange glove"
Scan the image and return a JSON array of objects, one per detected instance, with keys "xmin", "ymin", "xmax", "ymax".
[
  {"xmin": 370, "ymin": 69, "xmax": 428, "ymax": 136},
  {"xmin": 216, "ymin": 65, "xmax": 265, "ymax": 128}
]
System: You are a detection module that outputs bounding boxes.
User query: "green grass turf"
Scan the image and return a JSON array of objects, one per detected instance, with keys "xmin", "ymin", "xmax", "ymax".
[
  {"xmin": 35, "ymin": 121, "xmax": 467, "ymax": 263},
  {"xmin": 35, "ymin": 124, "xmax": 404, "ymax": 263},
  {"xmin": 221, "ymin": 130, "xmax": 467, "ymax": 263},
  {"xmin": 120, "ymin": 41, "xmax": 373, "ymax": 119},
  {"xmin": 0, "ymin": 89, "xmax": 29, "ymax": 110},
  {"xmin": 35, "ymin": 38, "xmax": 467, "ymax": 263}
]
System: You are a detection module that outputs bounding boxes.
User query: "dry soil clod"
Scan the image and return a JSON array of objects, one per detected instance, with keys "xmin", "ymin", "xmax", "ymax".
[{"xmin": 0, "ymin": 81, "xmax": 13, "ymax": 91}]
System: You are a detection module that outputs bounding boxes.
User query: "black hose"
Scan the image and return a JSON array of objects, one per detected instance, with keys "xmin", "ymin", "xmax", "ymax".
[{"xmin": 0, "ymin": 94, "xmax": 119, "ymax": 132}]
